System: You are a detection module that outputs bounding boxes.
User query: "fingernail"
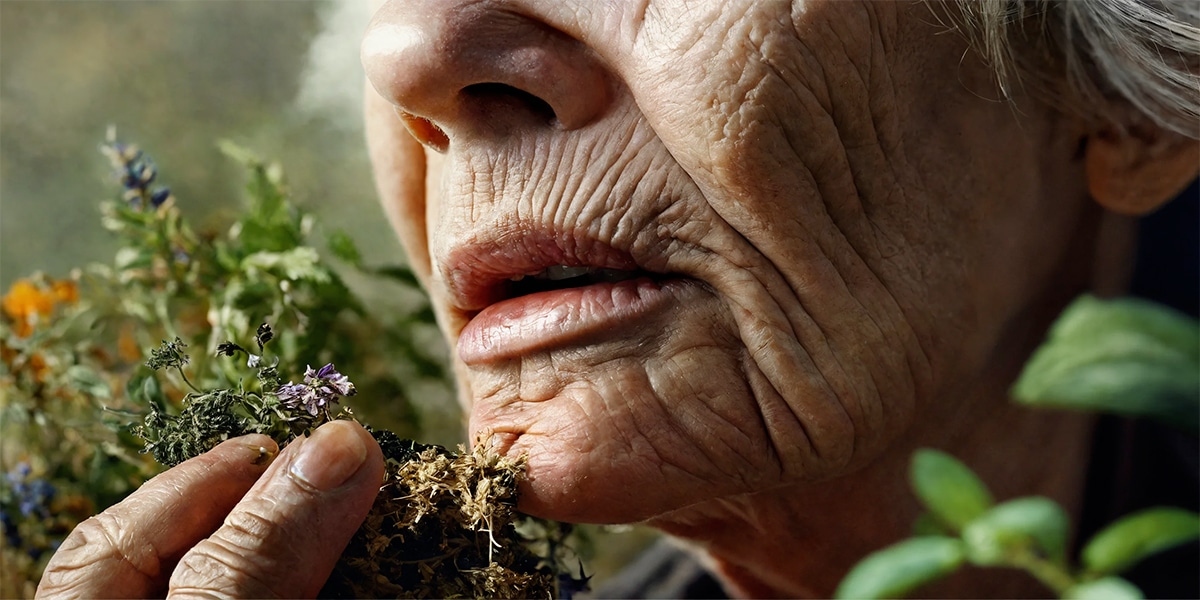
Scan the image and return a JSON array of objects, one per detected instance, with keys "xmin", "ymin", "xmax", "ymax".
[{"xmin": 289, "ymin": 421, "xmax": 367, "ymax": 490}]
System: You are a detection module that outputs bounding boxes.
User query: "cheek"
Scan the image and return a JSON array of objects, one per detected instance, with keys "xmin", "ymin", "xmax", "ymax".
[
  {"xmin": 881, "ymin": 94, "xmax": 1092, "ymax": 387},
  {"xmin": 365, "ymin": 88, "xmax": 435, "ymax": 283}
]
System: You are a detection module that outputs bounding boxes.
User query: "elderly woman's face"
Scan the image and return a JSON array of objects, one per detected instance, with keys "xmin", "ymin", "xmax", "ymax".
[{"xmin": 362, "ymin": 0, "xmax": 1089, "ymax": 523}]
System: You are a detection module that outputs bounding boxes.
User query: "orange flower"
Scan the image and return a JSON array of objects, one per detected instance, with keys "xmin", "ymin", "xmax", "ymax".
[
  {"xmin": 3, "ymin": 280, "xmax": 55, "ymax": 337},
  {"xmin": 2, "ymin": 277, "xmax": 77, "ymax": 338},
  {"xmin": 118, "ymin": 324, "xmax": 142, "ymax": 362},
  {"xmin": 51, "ymin": 280, "xmax": 79, "ymax": 304},
  {"xmin": 28, "ymin": 352, "xmax": 50, "ymax": 381}
]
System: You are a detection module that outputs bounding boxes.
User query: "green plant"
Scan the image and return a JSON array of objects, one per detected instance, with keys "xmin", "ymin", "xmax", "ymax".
[
  {"xmin": 1013, "ymin": 295, "xmax": 1199, "ymax": 433},
  {"xmin": 837, "ymin": 448, "xmax": 1198, "ymax": 599},
  {"xmin": 837, "ymin": 296, "xmax": 1200, "ymax": 599},
  {"xmin": 0, "ymin": 134, "xmax": 586, "ymax": 598}
]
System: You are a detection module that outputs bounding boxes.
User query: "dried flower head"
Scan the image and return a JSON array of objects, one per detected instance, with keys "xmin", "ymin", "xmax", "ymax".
[
  {"xmin": 128, "ymin": 334, "xmax": 582, "ymax": 598},
  {"xmin": 275, "ymin": 363, "xmax": 356, "ymax": 416},
  {"xmin": 146, "ymin": 338, "xmax": 190, "ymax": 372},
  {"xmin": 321, "ymin": 436, "xmax": 560, "ymax": 599}
]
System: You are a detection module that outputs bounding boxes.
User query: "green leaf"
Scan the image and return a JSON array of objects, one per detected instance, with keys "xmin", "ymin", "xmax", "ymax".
[
  {"xmin": 1013, "ymin": 295, "xmax": 1199, "ymax": 432},
  {"xmin": 1081, "ymin": 507, "xmax": 1200, "ymax": 576},
  {"xmin": 834, "ymin": 536, "xmax": 965, "ymax": 599},
  {"xmin": 126, "ymin": 370, "xmax": 167, "ymax": 411},
  {"xmin": 241, "ymin": 248, "xmax": 331, "ymax": 283},
  {"xmin": 327, "ymin": 230, "xmax": 363, "ymax": 267},
  {"xmin": 961, "ymin": 497, "xmax": 1070, "ymax": 566},
  {"xmin": 66, "ymin": 365, "xmax": 111, "ymax": 400},
  {"xmin": 1064, "ymin": 577, "xmax": 1145, "ymax": 600},
  {"xmin": 220, "ymin": 140, "xmax": 305, "ymax": 255},
  {"xmin": 909, "ymin": 449, "xmax": 993, "ymax": 531},
  {"xmin": 216, "ymin": 139, "xmax": 262, "ymax": 167},
  {"xmin": 410, "ymin": 304, "xmax": 436, "ymax": 325},
  {"xmin": 1049, "ymin": 296, "xmax": 1197, "ymax": 355},
  {"xmin": 114, "ymin": 247, "xmax": 154, "ymax": 272}
]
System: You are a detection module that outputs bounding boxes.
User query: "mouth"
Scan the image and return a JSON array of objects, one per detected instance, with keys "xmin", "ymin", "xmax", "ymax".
[
  {"xmin": 444, "ymin": 229, "xmax": 688, "ymax": 363},
  {"xmin": 443, "ymin": 228, "xmax": 660, "ymax": 312},
  {"xmin": 504, "ymin": 264, "xmax": 651, "ymax": 297}
]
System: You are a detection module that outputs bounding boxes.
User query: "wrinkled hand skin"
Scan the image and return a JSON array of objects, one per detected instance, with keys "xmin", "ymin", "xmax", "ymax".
[
  {"xmin": 37, "ymin": 423, "xmax": 384, "ymax": 599},
  {"xmin": 362, "ymin": 0, "xmax": 1143, "ymax": 596}
]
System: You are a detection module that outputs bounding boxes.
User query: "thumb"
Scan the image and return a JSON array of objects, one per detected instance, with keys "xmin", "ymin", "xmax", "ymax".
[{"xmin": 167, "ymin": 420, "xmax": 384, "ymax": 599}]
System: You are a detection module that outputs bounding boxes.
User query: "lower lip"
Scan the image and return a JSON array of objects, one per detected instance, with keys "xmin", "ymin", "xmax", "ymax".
[{"xmin": 458, "ymin": 277, "xmax": 683, "ymax": 364}]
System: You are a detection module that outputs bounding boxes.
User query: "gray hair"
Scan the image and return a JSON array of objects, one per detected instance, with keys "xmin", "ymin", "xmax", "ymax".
[{"xmin": 946, "ymin": 0, "xmax": 1200, "ymax": 139}]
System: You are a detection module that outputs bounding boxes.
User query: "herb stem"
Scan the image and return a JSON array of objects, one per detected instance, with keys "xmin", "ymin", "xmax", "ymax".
[
  {"xmin": 175, "ymin": 366, "xmax": 200, "ymax": 393},
  {"xmin": 1010, "ymin": 549, "xmax": 1076, "ymax": 596}
]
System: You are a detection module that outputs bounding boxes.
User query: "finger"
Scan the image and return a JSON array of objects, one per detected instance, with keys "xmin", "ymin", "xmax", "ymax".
[
  {"xmin": 36, "ymin": 434, "xmax": 279, "ymax": 599},
  {"xmin": 167, "ymin": 420, "xmax": 384, "ymax": 599}
]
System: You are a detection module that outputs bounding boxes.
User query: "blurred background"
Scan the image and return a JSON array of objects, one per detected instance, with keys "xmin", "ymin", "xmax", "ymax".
[
  {"xmin": 0, "ymin": 1, "xmax": 656, "ymax": 587},
  {"xmin": 2, "ymin": 0, "xmax": 474, "ymax": 449},
  {"xmin": 1, "ymin": 1, "xmax": 390, "ymax": 288}
]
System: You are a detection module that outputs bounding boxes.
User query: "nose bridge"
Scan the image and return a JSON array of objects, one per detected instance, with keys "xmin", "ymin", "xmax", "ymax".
[{"xmin": 362, "ymin": 0, "xmax": 612, "ymax": 144}]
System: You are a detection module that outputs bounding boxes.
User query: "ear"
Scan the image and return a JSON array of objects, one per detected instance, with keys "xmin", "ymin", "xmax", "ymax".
[{"xmin": 1085, "ymin": 121, "xmax": 1200, "ymax": 216}]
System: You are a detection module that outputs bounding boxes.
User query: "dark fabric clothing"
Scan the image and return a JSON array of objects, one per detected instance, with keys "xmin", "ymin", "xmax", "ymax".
[{"xmin": 591, "ymin": 539, "xmax": 728, "ymax": 599}]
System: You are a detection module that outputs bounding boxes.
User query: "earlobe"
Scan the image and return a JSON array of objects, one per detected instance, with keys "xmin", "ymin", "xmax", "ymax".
[{"xmin": 1084, "ymin": 123, "xmax": 1200, "ymax": 216}]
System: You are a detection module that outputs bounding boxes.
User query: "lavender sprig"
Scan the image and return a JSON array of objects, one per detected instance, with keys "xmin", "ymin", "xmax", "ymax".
[{"xmin": 275, "ymin": 363, "xmax": 357, "ymax": 416}]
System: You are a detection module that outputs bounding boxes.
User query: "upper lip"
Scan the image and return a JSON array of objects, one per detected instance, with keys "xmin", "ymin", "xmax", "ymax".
[{"xmin": 441, "ymin": 227, "xmax": 645, "ymax": 312}]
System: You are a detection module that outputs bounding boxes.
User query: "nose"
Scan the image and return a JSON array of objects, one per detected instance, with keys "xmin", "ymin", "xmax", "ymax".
[{"xmin": 362, "ymin": 0, "xmax": 613, "ymax": 152}]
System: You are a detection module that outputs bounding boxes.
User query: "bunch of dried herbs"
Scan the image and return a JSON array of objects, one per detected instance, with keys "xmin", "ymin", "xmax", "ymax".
[{"xmin": 131, "ymin": 332, "xmax": 581, "ymax": 598}]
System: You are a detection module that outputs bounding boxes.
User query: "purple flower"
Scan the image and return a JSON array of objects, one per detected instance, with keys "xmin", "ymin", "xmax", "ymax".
[
  {"xmin": 275, "ymin": 363, "xmax": 356, "ymax": 416},
  {"xmin": 5, "ymin": 463, "xmax": 54, "ymax": 519},
  {"xmin": 151, "ymin": 187, "xmax": 172, "ymax": 208},
  {"xmin": 5, "ymin": 462, "xmax": 30, "ymax": 486}
]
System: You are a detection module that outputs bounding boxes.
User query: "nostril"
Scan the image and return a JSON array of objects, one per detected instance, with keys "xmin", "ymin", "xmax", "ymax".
[
  {"xmin": 461, "ymin": 82, "xmax": 559, "ymax": 127},
  {"xmin": 398, "ymin": 111, "xmax": 451, "ymax": 153}
]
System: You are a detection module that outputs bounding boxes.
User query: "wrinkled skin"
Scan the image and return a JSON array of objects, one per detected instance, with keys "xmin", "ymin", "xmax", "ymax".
[
  {"xmin": 363, "ymin": 0, "xmax": 1090, "ymax": 525},
  {"xmin": 360, "ymin": 0, "xmax": 1195, "ymax": 595},
  {"xmin": 38, "ymin": 0, "xmax": 1196, "ymax": 598}
]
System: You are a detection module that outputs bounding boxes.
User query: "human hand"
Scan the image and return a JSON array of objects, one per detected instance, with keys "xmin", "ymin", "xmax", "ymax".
[{"xmin": 36, "ymin": 420, "xmax": 384, "ymax": 598}]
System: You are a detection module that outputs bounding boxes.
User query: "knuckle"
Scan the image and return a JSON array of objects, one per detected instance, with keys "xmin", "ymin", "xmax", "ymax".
[
  {"xmin": 37, "ymin": 513, "xmax": 161, "ymax": 597},
  {"xmin": 168, "ymin": 500, "xmax": 302, "ymax": 598},
  {"xmin": 169, "ymin": 539, "xmax": 282, "ymax": 599},
  {"xmin": 221, "ymin": 501, "xmax": 280, "ymax": 543},
  {"xmin": 87, "ymin": 511, "xmax": 162, "ymax": 577}
]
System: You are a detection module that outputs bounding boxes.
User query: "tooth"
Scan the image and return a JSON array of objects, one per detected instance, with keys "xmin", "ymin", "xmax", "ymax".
[
  {"xmin": 509, "ymin": 274, "xmax": 525, "ymax": 282},
  {"xmin": 543, "ymin": 265, "xmax": 592, "ymax": 280}
]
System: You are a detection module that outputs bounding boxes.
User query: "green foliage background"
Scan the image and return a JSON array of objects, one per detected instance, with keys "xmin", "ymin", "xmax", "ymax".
[
  {"xmin": 2, "ymin": 2, "xmax": 382, "ymax": 295},
  {"xmin": 0, "ymin": 1, "xmax": 463, "ymax": 441}
]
